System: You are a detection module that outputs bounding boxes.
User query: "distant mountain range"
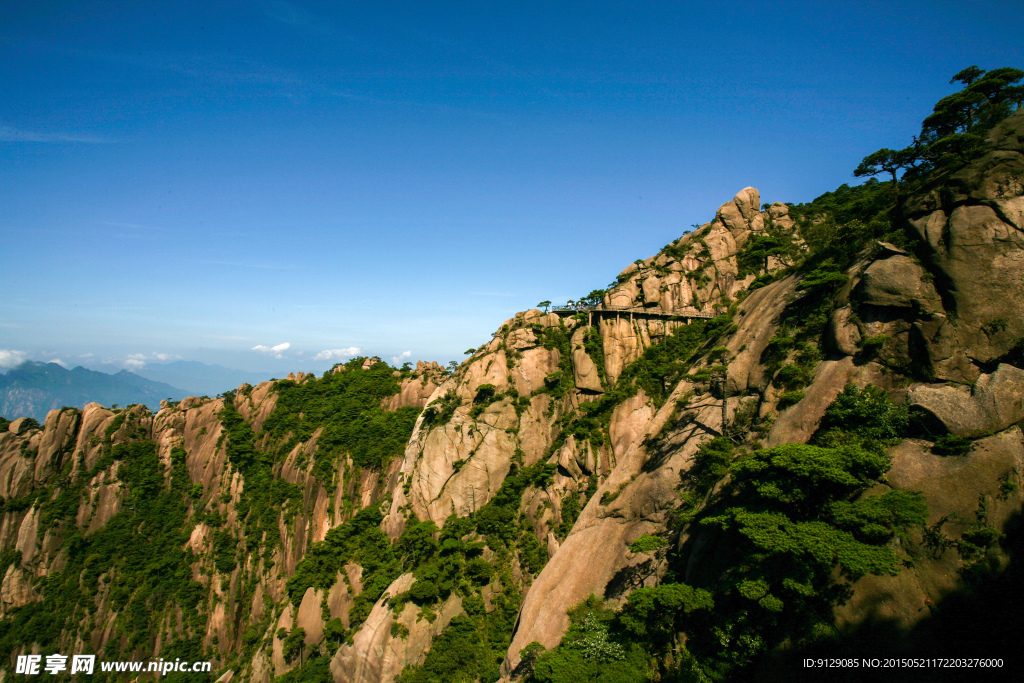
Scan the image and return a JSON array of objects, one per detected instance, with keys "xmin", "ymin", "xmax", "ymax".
[
  {"xmin": 132, "ymin": 360, "xmax": 275, "ymax": 398},
  {"xmin": 0, "ymin": 362, "xmax": 189, "ymax": 422}
]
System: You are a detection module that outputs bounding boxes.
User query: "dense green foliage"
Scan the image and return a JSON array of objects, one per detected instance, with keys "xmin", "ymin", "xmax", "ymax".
[
  {"xmin": 0, "ymin": 359, "xmax": 418, "ymax": 679},
  {"xmin": 286, "ymin": 505, "xmax": 400, "ymax": 623},
  {"xmin": 397, "ymin": 591, "xmax": 521, "ymax": 683},
  {"xmin": 422, "ymin": 390, "xmax": 461, "ymax": 428},
  {"xmin": 262, "ymin": 358, "xmax": 420, "ymax": 472},
  {"xmin": 737, "ymin": 231, "xmax": 797, "ymax": 279},
  {"xmin": 814, "ymin": 384, "xmax": 909, "ymax": 452},
  {"xmin": 531, "ymin": 386, "xmax": 926, "ymax": 682},
  {"xmin": 218, "ymin": 395, "xmax": 303, "ymax": 560},
  {"xmin": 0, "ymin": 440, "xmax": 207, "ymax": 680},
  {"xmin": 618, "ymin": 314, "xmax": 735, "ymax": 407},
  {"xmin": 530, "ymin": 597, "xmax": 650, "ymax": 683}
]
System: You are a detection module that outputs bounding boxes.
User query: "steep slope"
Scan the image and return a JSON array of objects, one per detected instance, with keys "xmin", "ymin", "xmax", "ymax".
[
  {"xmin": 0, "ymin": 108, "xmax": 1021, "ymax": 683},
  {"xmin": 497, "ymin": 109, "xmax": 1024, "ymax": 680},
  {"xmin": 0, "ymin": 360, "xmax": 445, "ymax": 681}
]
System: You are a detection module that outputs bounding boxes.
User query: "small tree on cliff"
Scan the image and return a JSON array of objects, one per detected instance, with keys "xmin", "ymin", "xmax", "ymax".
[{"xmin": 855, "ymin": 65, "xmax": 1024, "ymax": 186}]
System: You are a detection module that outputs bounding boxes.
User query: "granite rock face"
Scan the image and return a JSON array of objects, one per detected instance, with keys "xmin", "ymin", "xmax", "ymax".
[
  {"xmin": 2, "ymin": 121, "xmax": 1022, "ymax": 682},
  {"xmin": 903, "ymin": 110, "xmax": 1024, "ymax": 381},
  {"xmin": 908, "ymin": 364, "xmax": 1024, "ymax": 436}
]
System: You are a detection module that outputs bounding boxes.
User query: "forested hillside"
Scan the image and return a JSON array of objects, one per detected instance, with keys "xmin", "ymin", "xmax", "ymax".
[{"xmin": 1, "ymin": 67, "xmax": 1022, "ymax": 683}]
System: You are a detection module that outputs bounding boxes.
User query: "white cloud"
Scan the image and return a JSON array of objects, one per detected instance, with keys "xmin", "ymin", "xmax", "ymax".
[
  {"xmin": 0, "ymin": 349, "xmax": 29, "ymax": 369},
  {"xmin": 119, "ymin": 352, "xmax": 181, "ymax": 370},
  {"xmin": 253, "ymin": 342, "xmax": 292, "ymax": 359},
  {"xmin": 49, "ymin": 358, "xmax": 69, "ymax": 369},
  {"xmin": 391, "ymin": 351, "xmax": 412, "ymax": 365},
  {"xmin": 314, "ymin": 347, "xmax": 360, "ymax": 361}
]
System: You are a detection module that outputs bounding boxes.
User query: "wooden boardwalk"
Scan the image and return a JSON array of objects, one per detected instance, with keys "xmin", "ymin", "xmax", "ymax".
[{"xmin": 549, "ymin": 303, "xmax": 717, "ymax": 320}]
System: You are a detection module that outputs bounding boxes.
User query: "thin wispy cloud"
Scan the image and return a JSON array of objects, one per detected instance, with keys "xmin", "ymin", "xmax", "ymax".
[
  {"xmin": 99, "ymin": 221, "xmax": 162, "ymax": 231},
  {"xmin": 205, "ymin": 335, "xmax": 252, "ymax": 342},
  {"xmin": 0, "ymin": 124, "xmax": 115, "ymax": 144},
  {"xmin": 258, "ymin": 0, "xmax": 337, "ymax": 35},
  {"xmin": 85, "ymin": 49, "xmax": 307, "ymax": 90},
  {"xmin": 195, "ymin": 259, "xmax": 295, "ymax": 270},
  {"xmin": 118, "ymin": 352, "xmax": 181, "ymax": 371}
]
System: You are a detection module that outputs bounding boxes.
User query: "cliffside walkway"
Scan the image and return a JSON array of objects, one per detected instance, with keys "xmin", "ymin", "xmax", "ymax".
[{"xmin": 549, "ymin": 303, "xmax": 718, "ymax": 321}]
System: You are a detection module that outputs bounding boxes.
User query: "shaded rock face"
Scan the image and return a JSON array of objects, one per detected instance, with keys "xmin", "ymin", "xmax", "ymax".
[
  {"xmin": 903, "ymin": 110, "xmax": 1024, "ymax": 381},
  {"xmin": 908, "ymin": 364, "xmax": 1024, "ymax": 437},
  {"xmin": 856, "ymin": 251, "xmax": 942, "ymax": 313},
  {"xmin": 836, "ymin": 428, "xmax": 1024, "ymax": 631}
]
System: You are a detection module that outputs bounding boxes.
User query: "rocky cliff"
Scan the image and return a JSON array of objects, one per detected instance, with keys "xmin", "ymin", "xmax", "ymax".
[{"xmin": 1, "ymin": 110, "xmax": 1022, "ymax": 682}]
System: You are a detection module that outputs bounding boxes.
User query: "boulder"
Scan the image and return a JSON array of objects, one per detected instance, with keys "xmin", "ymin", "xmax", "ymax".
[
  {"xmin": 7, "ymin": 418, "xmax": 33, "ymax": 435},
  {"xmin": 570, "ymin": 327, "xmax": 603, "ymax": 393},
  {"xmin": 827, "ymin": 306, "xmax": 862, "ymax": 357},
  {"xmin": 856, "ymin": 254, "xmax": 942, "ymax": 313},
  {"xmin": 907, "ymin": 364, "xmax": 1024, "ymax": 437}
]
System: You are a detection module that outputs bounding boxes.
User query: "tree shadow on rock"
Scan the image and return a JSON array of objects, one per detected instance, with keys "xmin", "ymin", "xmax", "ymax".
[{"xmin": 744, "ymin": 508, "xmax": 1024, "ymax": 683}]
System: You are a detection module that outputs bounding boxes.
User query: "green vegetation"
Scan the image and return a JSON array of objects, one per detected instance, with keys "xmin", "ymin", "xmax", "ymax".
[
  {"xmin": 529, "ymin": 597, "xmax": 650, "ymax": 683},
  {"xmin": 777, "ymin": 390, "xmax": 805, "ymax": 409},
  {"xmin": 397, "ymin": 599, "xmax": 519, "ymax": 683},
  {"xmin": 530, "ymin": 386, "xmax": 927, "ymax": 682},
  {"xmin": 737, "ymin": 231, "xmax": 796, "ymax": 278},
  {"xmin": 286, "ymin": 504, "xmax": 401, "ymax": 626},
  {"xmin": 0, "ymin": 441, "xmax": 206, "ymax": 672},
  {"xmin": 618, "ymin": 314, "xmax": 735, "ymax": 407},
  {"xmin": 422, "ymin": 390, "xmax": 461, "ymax": 428},
  {"xmin": 855, "ymin": 66, "xmax": 1023, "ymax": 187},
  {"xmin": 813, "ymin": 384, "xmax": 908, "ymax": 453},
  {"xmin": 218, "ymin": 395, "xmax": 303, "ymax": 558},
  {"xmin": 932, "ymin": 433, "xmax": 973, "ymax": 456},
  {"xmin": 262, "ymin": 357, "xmax": 420, "ymax": 472},
  {"xmin": 628, "ymin": 535, "xmax": 667, "ymax": 554}
]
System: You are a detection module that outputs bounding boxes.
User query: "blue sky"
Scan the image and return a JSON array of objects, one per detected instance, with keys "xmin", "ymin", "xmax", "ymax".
[{"xmin": 2, "ymin": 1, "xmax": 1022, "ymax": 375}]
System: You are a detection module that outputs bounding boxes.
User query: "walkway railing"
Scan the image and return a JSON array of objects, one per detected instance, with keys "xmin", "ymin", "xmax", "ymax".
[{"xmin": 548, "ymin": 303, "xmax": 718, "ymax": 319}]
